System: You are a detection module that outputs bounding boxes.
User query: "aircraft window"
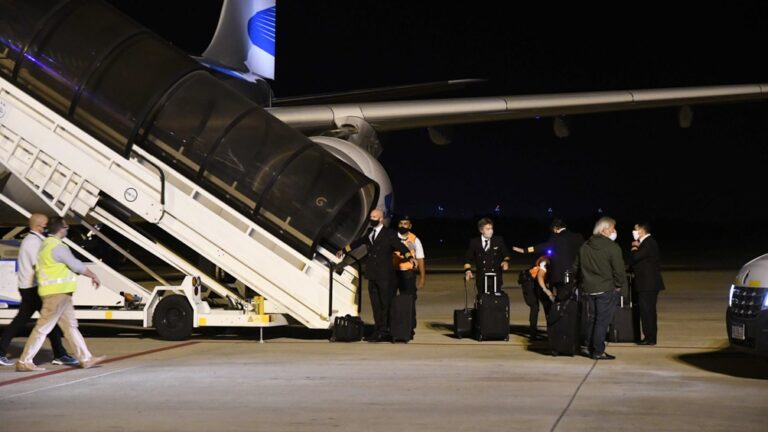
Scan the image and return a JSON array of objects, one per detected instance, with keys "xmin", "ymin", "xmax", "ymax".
[
  {"xmin": 13, "ymin": 1, "xmax": 137, "ymax": 114},
  {"xmin": 0, "ymin": 0, "xmax": 63, "ymax": 79}
]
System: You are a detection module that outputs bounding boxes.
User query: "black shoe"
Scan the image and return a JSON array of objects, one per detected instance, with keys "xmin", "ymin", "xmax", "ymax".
[
  {"xmin": 639, "ymin": 340, "xmax": 656, "ymax": 346},
  {"xmin": 579, "ymin": 348, "xmax": 592, "ymax": 358},
  {"xmin": 365, "ymin": 332, "xmax": 382, "ymax": 342},
  {"xmin": 530, "ymin": 333, "xmax": 545, "ymax": 341},
  {"xmin": 591, "ymin": 352, "xmax": 616, "ymax": 360}
]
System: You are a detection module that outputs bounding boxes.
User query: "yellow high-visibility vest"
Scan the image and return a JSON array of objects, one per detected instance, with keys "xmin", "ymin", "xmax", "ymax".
[{"xmin": 37, "ymin": 237, "xmax": 77, "ymax": 297}]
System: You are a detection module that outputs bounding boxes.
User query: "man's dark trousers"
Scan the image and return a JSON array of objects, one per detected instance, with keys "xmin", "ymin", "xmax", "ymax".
[
  {"xmin": 584, "ymin": 291, "xmax": 619, "ymax": 355},
  {"xmin": 369, "ymin": 278, "xmax": 396, "ymax": 335},
  {"xmin": 636, "ymin": 290, "xmax": 659, "ymax": 343},
  {"xmin": 397, "ymin": 270, "xmax": 417, "ymax": 333}
]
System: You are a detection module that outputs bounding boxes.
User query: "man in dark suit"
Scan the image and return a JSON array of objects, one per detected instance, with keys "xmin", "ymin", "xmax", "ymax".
[
  {"xmin": 337, "ymin": 208, "xmax": 414, "ymax": 342},
  {"xmin": 630, "ymin": 222, "xmax": 665, "ymax": 345},
  {"xmin": 514, "ymin": 218, "xmax": 584, "ymax": 300},
  {"xmin": 464, "ymin": 218, "xmax": 512, "ymax": 297}
]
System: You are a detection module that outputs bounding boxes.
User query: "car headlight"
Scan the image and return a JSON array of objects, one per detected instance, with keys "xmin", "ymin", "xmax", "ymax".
[{"xmin": 729, "ymin": 285, "xmax": 735, "ymax": 307}]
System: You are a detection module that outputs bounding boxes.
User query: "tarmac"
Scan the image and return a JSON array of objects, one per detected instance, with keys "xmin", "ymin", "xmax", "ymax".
[{"xmin": 0, "ymin": 269, "xmax": 766, "ymax": 432}]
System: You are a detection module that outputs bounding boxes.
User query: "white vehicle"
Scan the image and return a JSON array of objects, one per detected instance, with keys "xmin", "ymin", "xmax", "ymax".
[{"xmin": 727, "ymin": 254, "xmax": 768, "ymax": 356}]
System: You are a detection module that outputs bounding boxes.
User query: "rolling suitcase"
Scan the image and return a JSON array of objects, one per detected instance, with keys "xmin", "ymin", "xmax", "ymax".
[
  {"xmin": 390, "ymin": 294, "xmax": 415, "ymax": 342},
  {"xmin": 607, "ymin": 273, "xmax": 639, "ymax": 343},
  {"xmin": 454, "ymin": 279, "xmax": 474, "ymax": 338},
  {"xmin": 473, "ymin": 273, "xmax": 510, "ymax": 341},
  {"xmin": 547, "ymin": 298, "xmax": 579, "ymax": 356}
]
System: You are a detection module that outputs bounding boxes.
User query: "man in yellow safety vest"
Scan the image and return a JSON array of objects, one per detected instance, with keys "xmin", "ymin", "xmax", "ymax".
[{"xmin": 16, "ymin": 217, "xmax": 106, "ymax": 372}]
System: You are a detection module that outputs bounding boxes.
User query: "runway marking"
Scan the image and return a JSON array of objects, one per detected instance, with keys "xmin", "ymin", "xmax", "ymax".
[
  {"xmin": 0, "ymin": 367, "xmax": 138, "ymax": 401},
  {"xmin": 0, "ymin": 341, "xmax": 199, "ymax": 388},
  {"xmin": 550, "ymin": 359, "xmax": 598, "ymax": 432}
]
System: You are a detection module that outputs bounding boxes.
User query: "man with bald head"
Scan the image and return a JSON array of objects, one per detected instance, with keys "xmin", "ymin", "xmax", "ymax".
[
  {"xmin": 337, "ymin": 209, "xmax": 415, "ymax": 342},
  {"xmin": 0, "ymin": 214, "xmax": 77, "ymax": 367}
]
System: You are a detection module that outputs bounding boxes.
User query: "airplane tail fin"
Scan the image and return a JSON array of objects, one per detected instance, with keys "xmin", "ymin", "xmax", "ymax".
[{"xmin": 202, "ymin": 0, "xmax": 276, "ymax": 80}]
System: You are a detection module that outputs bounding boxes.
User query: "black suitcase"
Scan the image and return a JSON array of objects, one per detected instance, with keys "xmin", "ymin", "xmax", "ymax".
[
  {"xmin": 474, "ymin": 273, "xmax": 510, "ymax": 341},
  {"xmin": 607, "ymin": 274, "xmax": 639, "ymax": 343},
  {"xmin": 547, "ymin": 298, "xmax": 579, "ymax": 356},
  {"xmin": 454, "ymin": 279, "xmax": 474, "ymax": 338},
  {"xmin": 330, "ymin": 314, "xmax": 364, "ymax": 342},
  {"xmin": 390, "ymin": 294, "xmax": 415, "ymax": 342}
]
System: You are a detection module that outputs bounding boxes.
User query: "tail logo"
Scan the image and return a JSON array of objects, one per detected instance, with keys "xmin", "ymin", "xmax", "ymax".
[{"xmin": 247, "ymin": 6, "xmax": 276, "ymax": 56}]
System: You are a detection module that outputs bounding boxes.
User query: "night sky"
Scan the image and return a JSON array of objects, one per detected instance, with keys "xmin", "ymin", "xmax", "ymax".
[{"xmin": 109, "ymin": 2, "xmax": 768, "ymax": 227}]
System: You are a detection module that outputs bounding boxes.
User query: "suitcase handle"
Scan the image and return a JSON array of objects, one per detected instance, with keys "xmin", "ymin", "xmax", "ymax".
[
  {"xmin": 484, "ymin": 272, "xmax": 498, "ymax": 294},
  {"xmin": 463, "ymin": 278, "xmax": 469, "ymax": 311}
]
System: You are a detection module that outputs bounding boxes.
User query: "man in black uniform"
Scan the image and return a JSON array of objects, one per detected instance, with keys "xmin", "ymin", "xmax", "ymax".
[
  {"xmin": 464, "ymin": 218, "xmax": 512, "ymax": 297},
  {"xmin": 337, "ymin": 209, "xmax": 415, "ymax": 342},
  {"xmin": 630, "ymin": 222, "xmax": 665, "ymax": 345},
  {"xmin": 514, "ymin": 218, "xmax": 583, "ymax": 300}
]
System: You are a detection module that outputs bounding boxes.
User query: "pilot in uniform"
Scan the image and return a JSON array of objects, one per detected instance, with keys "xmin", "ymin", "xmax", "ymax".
[{"xmin": 463, "ymin": 218, "xmax": 512, "ymax": 297}]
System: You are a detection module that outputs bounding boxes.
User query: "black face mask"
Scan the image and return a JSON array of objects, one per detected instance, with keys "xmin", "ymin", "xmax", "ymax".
[
  {"xmin": 397, "ymin": 227, "xmax": 409, "ymax": 235},
  {"xmin": 369, "ymin": 219, "xmax": 380, "ymax": 228}
]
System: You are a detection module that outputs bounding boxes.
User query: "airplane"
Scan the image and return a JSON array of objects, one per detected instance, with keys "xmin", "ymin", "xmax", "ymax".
[
  {"xmin": 195, "ymin": 0, "xmax": 767, "ymax": 220},
  {"xmin": 2, "ymin": 0, "xmax": 766, "ymax": 227},
  {"xmin": 0, "ymin": 0, "xmax": 764, "ymax": 332}
]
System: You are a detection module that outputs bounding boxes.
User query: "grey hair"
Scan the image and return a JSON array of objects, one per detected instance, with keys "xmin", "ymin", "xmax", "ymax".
[{"xmin": 593, "ymin": 217, "xmax": 616, "ymax": 235}]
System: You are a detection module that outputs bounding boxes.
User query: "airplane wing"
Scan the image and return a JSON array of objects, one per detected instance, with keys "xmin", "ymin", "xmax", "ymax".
[{"xmin": 266, "ymin": 83, "xmax": 768, "ymax": 133}]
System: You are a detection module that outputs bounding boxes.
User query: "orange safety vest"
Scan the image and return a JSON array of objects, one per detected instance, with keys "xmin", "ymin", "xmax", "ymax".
[
  {"xmin": 529, "ymin": 256, "xmax": 549, "ymax": 279},
  {"xmin": 393, "ymin": 232, "xmax": 418, "ymax": 271}
]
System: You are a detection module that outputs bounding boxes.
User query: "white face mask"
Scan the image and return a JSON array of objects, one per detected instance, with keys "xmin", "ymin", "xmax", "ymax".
[
  {"xmin": 632, "ymin": 230, "xmax": 640, "ymax": 241},
  {"xmin": 608, "ymin": 232, "xmax": 617, "ymax": 242}
]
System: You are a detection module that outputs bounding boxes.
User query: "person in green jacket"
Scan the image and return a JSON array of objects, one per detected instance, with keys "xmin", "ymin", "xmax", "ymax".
[{"xmin": 574, "ymin": 216, "xmax": 628, "ymax": 360}]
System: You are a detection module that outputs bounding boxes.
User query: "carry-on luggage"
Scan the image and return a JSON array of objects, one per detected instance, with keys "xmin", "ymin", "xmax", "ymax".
[
  {"xmin": 474, "ymin": 273, "xmax": 510, "ymax": 341},
  {"xmin": 607, "ymin": 273, "xmax": 639, "ymax": 343},
  {"xmin": 454, "ymin": 279, "xmax": 474, "ymax": 338},
  {"xmin": 547, "ymin": 297, "xmax": 579, "ymax": 356},
  {"xmin": 390, "ymin": 294, "xmax": 415, "ymax": 342},
  {"xmin": 330, "ymin": 314, "xmax": 364, "ymax": 342}
]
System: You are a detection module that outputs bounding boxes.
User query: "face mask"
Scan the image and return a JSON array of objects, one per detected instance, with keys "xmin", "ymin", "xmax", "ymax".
[
  {"xmin": 632, "ymin": 230, "xmax": 640, "ymax": 241},
  {"xmin": 608, "ymin": 232, "xmax": 617, "ymax": 242},
  {"xmin": 369, "ymin": 219, "xmax": 380, "ymax": 228},
  {"xmin": 397, "ymin": 227, "xmax": 409, "ymax": 235}
]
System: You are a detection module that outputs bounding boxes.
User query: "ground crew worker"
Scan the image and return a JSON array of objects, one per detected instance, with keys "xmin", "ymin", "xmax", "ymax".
[
  {"xmin": 16, "ymin": 217, "xmax": 106, "ymax": 371},
  {"xmin": 392, "ymin": 216, "xmax": 426, "ymax": 337},
  {"xmin": 464, "ymin": 218, "xmax": 512, "ymax": 297},
  {"xmin": 513, "ymin": 218, "xmax": 583, "ymax": 300},
  {"xmin": 0, "ymin": 214, "xmax": 77, "ymax": 367},
  {"xmin": 521, "ymin": 255, "xmax": 556, "ymax": 340}
]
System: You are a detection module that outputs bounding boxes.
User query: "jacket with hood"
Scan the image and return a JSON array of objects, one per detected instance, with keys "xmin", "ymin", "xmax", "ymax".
[{"xmin": 574, "ymin": 234, "xmax": 628, "ymax": 297}]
